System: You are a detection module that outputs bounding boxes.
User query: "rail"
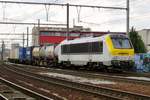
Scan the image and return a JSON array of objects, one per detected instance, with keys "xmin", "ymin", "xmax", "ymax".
[
  {"xmin": 0, "ymin": 77, "xmax": 52, "ymax": 100},
  {"xmin": 4, "ymin": 64, "xmax": 150, "ymax": 100},
  {"xmin": 12, "ymin": 63, "xmax": 150, "ymax": 86}
]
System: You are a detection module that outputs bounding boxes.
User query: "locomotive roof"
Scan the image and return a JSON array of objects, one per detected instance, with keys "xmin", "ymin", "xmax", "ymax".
[{"xmin": 61, "ymin": 34, "xmax": 127, "ymax": 45}]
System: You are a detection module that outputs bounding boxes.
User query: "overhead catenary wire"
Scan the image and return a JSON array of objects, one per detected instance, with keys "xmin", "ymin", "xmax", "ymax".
[
  {"xmin": 0, "ymin": 21, "xmax": 66, "ymax": 26},
  {"xmin": 2, "ymin": 2, "xmax": 6, "ymax": 20},
  {"xmin": 0, "ymin": 0, "xmax": 130, "ymax": 47},
  {"xmin": 12, "ymin": 24, "xmax": 16, "ymax": 33},
  {"xmin": 78, "ymin": 9, "xmax": 124, "ymax": 27},
  {"xmin": 0, "ymin": 38, "xmax": 27, "ymax": 40},
  {"xmin": 44, "ymin": 4, "xmax": 50, "ymax": 21},
  {"xmin": 0, "ymin": 1, "xmax": 128, "ymax": 29},
  {"xmin": 64, "ymin": 1, "xmax": 127, "ymax": 29},
  {"xmin": 0, "ymin": 1, "xmax": 127, "ymax": 10},
  {"xmin": 0, "ymin": 3, "xmax": 66, "ymax": 25},
  {"xmin": 76, "ymin": 6, "xmax": 81, "ymax": 22}
]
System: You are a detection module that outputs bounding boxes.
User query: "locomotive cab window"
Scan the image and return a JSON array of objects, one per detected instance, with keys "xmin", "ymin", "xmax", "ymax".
[{"xmin": 111, "ymin": 37, "xmax": 132, "ymax": 49}]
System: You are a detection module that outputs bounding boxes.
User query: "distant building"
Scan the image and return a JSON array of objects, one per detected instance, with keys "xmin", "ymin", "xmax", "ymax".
[
  {"xmin": 32, "ymin": 26, "xmax": 91, "ymax": 46},
  {"xmin": 32, "ymin": 26, "xmax": 124, "ymax": 46},
  {"xmin": 138, "ymin": 29, "xmax": 150, "ymax": 51}
]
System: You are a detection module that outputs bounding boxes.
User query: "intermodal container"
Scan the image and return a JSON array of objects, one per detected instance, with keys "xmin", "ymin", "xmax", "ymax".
[
  {"xmin": 26, "ymin": 46, "xmax": 33, "ymax": 62},
  {"xmin": 10, "ymin": 48, "xmax": 19, "ymax": 59},
  {"xmin": 19, "ymin": 47, "xmax": 26, "ymax": 63}
]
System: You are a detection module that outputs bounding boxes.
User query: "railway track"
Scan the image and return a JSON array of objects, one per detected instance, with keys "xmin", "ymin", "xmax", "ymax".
[
  {"xmin": 0, "ymin": 65, "xmax": 67, "ymax": 100},
  {"xmin": 0, "ymin": 78, "xmax": 50, "ymax": 100},
  {"xmin": 3, "ymin": 63, "xmax": 150, "ymax": 100},
  {"xmin": 11, "ymin": 63, "xmax": 150, "ymax": 86}
]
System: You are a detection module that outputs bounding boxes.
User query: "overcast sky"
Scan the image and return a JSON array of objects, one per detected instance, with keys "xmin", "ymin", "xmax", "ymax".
[{"xmin": 0, "ymin": 0, "xmax": 150, "ymax": 47}]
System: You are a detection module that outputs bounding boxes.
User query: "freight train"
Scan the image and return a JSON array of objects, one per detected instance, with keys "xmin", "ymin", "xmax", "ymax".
[{"xmin": 8, "ymin": 34, "xmax": 135, "ymax": 71}]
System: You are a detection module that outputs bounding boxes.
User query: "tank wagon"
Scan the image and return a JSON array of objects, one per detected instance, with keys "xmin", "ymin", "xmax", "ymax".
[
  {"xmin": 8, "ymin": 34, "xmax": 134, "ymax": 71},
  {"xmin": 33, "ymin": 45, "xmax": 57, "ymax": 66}
]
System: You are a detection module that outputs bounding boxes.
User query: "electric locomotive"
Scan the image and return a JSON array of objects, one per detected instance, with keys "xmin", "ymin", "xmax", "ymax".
[{"xmin": 57, "ymin": 34, "xmax": 134, "ymax": 70}]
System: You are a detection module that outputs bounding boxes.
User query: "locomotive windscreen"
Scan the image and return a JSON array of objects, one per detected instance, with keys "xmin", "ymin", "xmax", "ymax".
[{"xmin": 110, "ymin": 35, "xmax": 132, "ymax": 49}]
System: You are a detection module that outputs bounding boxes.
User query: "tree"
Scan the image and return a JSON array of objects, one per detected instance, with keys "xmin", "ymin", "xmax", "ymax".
[{"xmin": 128, "ymin": 27, "xmax": 147, "ymax": 53}]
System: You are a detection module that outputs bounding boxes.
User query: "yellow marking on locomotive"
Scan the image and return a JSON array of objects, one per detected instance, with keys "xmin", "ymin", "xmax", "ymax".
[{"xmin": 105, "ymin": 35, "xmax": 134, "ymax": 56}]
